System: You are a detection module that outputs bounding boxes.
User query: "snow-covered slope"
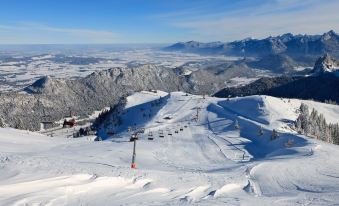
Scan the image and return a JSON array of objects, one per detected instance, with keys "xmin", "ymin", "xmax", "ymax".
[{"xmin": 1, "ymin": 92, "xmax": 339, "ymax": 205}]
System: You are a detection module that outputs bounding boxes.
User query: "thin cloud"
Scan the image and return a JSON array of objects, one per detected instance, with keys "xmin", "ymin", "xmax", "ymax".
[
  {"xmin": 0, "ymin": 23, "xmax": 119, "ymax": 44},
  {"xmin": 158, "ymin": 0, "xmax": 339, "ymax": 41}
]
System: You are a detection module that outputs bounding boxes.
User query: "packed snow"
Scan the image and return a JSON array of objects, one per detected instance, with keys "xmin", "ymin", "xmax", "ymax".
[{"xmin": 1, "ymin": 92, "xmax": 339, "ymax": 205}]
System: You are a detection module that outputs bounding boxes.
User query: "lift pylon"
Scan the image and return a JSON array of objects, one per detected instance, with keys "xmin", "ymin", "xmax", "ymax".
[{"xmin": 131, "ymin": 137, "xmax": 137, "ymax": 169}]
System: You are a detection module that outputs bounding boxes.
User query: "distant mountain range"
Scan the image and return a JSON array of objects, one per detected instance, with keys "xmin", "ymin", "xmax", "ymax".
[
  {"xmin": 1, "ymin": 53, "xmax": 339, "ymax": 130},
  {"xmin": 164, "ymin": 30, "xmax": 339, "ymax": 59},
  {"xmin": 214, "ymin": 54, "xmax": 339, "ymax": 103},
  {"xmin": 2, "ymin": 31, "xmax": 339, "ymax": 131}
]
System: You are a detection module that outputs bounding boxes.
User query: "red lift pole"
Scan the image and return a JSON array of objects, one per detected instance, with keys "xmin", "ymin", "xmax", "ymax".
[{"xmin": 131, "ymin": 138, "xmax": 137, "ymax": 169}]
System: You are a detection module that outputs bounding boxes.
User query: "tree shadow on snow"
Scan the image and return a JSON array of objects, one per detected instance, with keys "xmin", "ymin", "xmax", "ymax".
[
  {"xmin": 207, "ymin": 102, "xmax": 310, "ymax": 161},
  {"xmin": 99, "ymin": 94, "xmax": 170, "ymax": 140}
]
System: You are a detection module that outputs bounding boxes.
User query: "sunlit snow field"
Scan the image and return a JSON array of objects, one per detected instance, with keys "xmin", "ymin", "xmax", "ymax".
[{"xmin": 1, "ymin": 92, "xmax": 339, "ymax": 205}]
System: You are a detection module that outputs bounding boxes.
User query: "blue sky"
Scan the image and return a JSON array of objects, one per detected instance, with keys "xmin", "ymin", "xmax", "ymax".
[{"xmin": 0, "ymin": 0, "xmax": 338, "ymax": 44}]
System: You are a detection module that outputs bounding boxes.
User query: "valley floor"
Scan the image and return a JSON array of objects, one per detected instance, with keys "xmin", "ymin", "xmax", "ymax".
[{"xmin": 1, "ymin": 92, "xmax": 339, "ymax": 205}]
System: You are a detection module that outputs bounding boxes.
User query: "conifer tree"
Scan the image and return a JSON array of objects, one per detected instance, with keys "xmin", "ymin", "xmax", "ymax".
[
  {"xmin": 271, "ymin": 129, "xmax": 279, "ymax": 140},
  {"xmin": 258, "ymin": 125, "xmax": 264, "ymax": 136},
  {"xmin": 295, "ymin": 105, "xmax": 339, "ymax": 146},
  {"xmin": 234, "ymin": 119, "xmax": 240, "ymax": 129}
]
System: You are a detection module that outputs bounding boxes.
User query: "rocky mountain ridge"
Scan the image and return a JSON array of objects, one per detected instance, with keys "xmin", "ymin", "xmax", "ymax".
[
  {"xmin": 312, "ymin": 53, "xmax": 339, "ymax": 74},
  {"xmin": 164, "ymin": 30, "xmax": 339, "ymax": 59},
  {"xmin": 0, "ymin": 65, "xmax": 183, "ymax": 130},
  {"xmin": 1, "ymin": 64, "xmax": 246, "ymax": 130},
  {"xmin": 1, "ymin": 53, "xmax": 337, "ymax": 131},
  {"xmin": 214, "ymin": 55, "xmax": 339, "ymax": 102}
]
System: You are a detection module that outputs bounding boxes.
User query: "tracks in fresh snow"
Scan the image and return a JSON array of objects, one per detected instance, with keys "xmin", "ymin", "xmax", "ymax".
[
  {"xmin": 206, "ymin": 135, "xmax": 229, "ymax": 160},
  {"xmin": 206, "ymin": 111, "xmax": 250, "ymax": 162},
  {"xmin": 207, "ymin": 133, "xmax": 250, "ymax": 162}
]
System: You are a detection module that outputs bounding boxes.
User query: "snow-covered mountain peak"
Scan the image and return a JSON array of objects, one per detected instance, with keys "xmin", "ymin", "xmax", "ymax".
[
  {"xmin": 312, "ymin": 53, "xmax": 339, "ymax": 74},
  {"xmin": 24, "ymin": 75, "xmax": 67, "ymax": 94},
  {"xmin": 321, "ymin": 30, "xmax": 337, "ymax": 41}
]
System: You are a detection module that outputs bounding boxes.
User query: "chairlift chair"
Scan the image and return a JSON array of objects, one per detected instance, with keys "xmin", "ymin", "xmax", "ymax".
[
  {"xmin": 148, "ymin": 132, "xmax": 154, "ymax": 140},
  {"xmin": 140, "ymin": 128, "xmax": 145, "ymax": 133},
  {"xmin": 129, "ymin": 133, "xmax": 138, "ymax": 142}
]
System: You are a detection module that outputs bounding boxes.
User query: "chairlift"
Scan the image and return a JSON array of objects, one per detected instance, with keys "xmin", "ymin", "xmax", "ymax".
[
  {"xmin": 180, "ymin": 127, "xmax": 184, "ymax": 131},
  {"xmin": 148, "ymin": 132, "xmax": 154, "ymax": 140},
  {"xmin": 129, "ymin": 133, "xmax": 138, "ymax": 142},
  {"xmin": 175, "ymin": 130, "xmax": 178, "ymax": 133},
  {"xmin": 139, "ymin": 128, "xmax": 145, "ymax": 133}
]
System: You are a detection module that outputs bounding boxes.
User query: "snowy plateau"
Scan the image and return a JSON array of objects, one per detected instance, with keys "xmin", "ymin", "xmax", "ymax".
[{"xmin": 1, "ymin": 91, "xmax": 339, "ymax": 205}]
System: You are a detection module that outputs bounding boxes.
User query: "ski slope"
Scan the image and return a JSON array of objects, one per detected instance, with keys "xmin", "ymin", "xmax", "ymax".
[{"xmin": 1, "ymin": 92, "xmax": 339, "ymax": 205}]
